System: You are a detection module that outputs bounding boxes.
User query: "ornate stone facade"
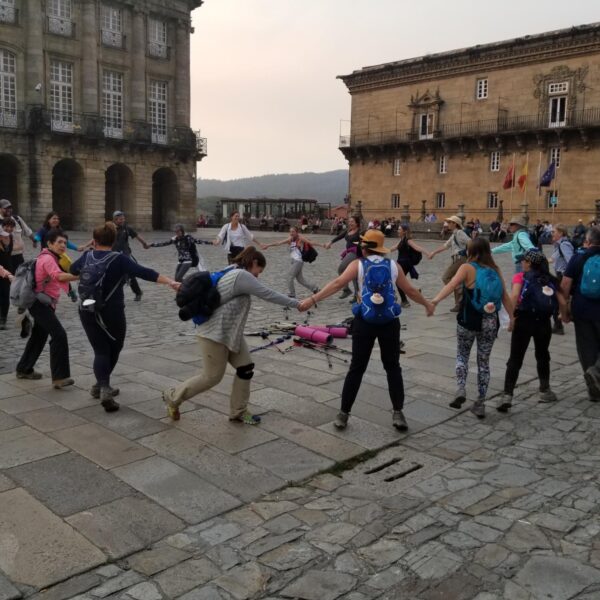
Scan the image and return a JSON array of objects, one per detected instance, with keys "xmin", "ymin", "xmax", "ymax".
[
  {"xmin": 0, "ymin": 0, "xmax": 205, "ymax": 230},
  {"xmin": 338, "ymin": 23, "xmax": 600, "ymax": 224}
]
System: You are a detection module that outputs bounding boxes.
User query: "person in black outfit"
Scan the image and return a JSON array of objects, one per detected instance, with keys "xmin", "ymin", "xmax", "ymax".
[
  {"xmin": 148, "ymin": 224, "xmax": 211, "ymax": 282},
  {"xmin": 0, "ymin": 220, "xmax": 14, "ymax": 329},
  {"xmin": 71, "ymin": 222, "xmax": 179, "ymax": 411},
  {"xmin": 324, "ymin": 215, "xmax": 363, "ymax": 301},
  {"xmin": 112, "ymin": 211, "xmax": 149, "ymax": 301}
]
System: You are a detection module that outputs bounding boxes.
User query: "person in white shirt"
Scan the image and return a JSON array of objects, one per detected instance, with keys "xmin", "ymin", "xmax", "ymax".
[
  {"xmin": 264, "ymin": 226, "xmax": 326, "ymax": 297},
  {"xmin": 213, "ymin": 211, "xmax": 267, "ymax": 264}
]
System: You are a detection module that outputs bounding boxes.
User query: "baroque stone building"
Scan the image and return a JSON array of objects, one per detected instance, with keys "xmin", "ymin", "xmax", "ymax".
[
  {"xmin": 0, "ymin": 0, "xmax": 205, "ymax": 230},
  {"xmin": 338, "ymin": 23, "xmax": 600, "ymax": 224}
]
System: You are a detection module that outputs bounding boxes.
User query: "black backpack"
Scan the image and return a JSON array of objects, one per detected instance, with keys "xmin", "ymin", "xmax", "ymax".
[
  {"xmin": 78, "ymin": 251, "xmax": 121, "ymax": 312},
  {"xmin": 301, "ymin": 243, "xmax": 318, "ymax": 263},
  {"xmin": 518, "ymin": 272, "xmax": 558, "ymax": 317},
  {"xmin": 176, "ymin": 267, "xmax": 234, "ymax": 323}
]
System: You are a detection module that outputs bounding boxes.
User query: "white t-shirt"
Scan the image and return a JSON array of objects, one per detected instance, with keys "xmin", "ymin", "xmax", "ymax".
[
  {"xmin": 357, "ymin": 255, "xmax": 399, "ymax": 290},
  {"xmin": 218, "ymin": 223, "xmax": 254, "ymax": 252},
  {"xmin": 290, "ymin": 240, "xmax": 303, "ymax": 262}
]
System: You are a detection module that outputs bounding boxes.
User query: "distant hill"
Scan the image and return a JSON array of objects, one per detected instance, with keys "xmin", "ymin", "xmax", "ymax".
[{"xmin": 197, "ymin": 170, "xmax": 349, "ymax": 206}]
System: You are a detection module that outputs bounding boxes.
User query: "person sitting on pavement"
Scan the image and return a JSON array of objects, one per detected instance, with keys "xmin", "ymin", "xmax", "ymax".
[
  {"xmin": 71, "ymin": 222, "xmax": 179, "ymax": 412},
  {"xmin": 162, "ymin": 247, "xmax": 301, "ymax": 423},
  {"xmin": 299, "ymin": 229, "xmax": 434, "ymax": 432},
  {"xmin": 429, "ymin": 216, "xmax": 471, "ymax": 312},
  {"xmin": 496, "ymin": 250, "xmax": 567, "ymax": 413},
  {"xmin": 560, "ymin": 226, "xmax": 600, "ymax": 403},
  {"xmin": 15, "ymin": 229, "xmax": 79, "ymax": 388},
  {"xmin": 491, "ymin": 216, "xmax": 536, "ymax": 273},
  {"xmin": 431, "ymin": 237, "xmax": 513, "ymax": 419}
]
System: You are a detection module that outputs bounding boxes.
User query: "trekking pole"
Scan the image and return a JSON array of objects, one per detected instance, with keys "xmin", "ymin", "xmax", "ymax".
[
  {"xmin": 250, "ymin": 335, "xmax": 292, "ymax": 353},
  {"xmin": 292, "ymin": 338, "xmax": 349, "ymax": 365}
]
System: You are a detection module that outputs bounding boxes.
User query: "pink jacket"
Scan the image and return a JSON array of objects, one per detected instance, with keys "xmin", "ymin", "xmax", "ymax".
[{"xmin": 35, "ymin": 249, "xmax": 68, "ymax": 301}]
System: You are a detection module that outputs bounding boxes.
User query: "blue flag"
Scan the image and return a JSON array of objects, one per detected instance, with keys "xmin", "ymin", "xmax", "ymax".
[{"xmin": 539, "ymin": 161, "xmax": 556, "ymax": 187}]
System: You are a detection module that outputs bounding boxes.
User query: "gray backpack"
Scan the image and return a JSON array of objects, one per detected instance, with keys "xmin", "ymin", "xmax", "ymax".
[{"xmin": 10, "ymin": 260, "xmax": 39, "ymax": 309}]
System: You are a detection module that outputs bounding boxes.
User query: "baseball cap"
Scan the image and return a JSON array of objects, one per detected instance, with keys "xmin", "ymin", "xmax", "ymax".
[
  {"xmin": 112, "ymin": 211, "xmax": 124, "ymax": 218},
  {"xmin": 0, "ymin": 199, "xmax": 12, "ymax": 209}
]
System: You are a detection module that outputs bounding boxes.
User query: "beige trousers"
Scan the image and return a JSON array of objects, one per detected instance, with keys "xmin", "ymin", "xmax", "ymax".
[
  {"xmin": 171, "ymin": 336, "xmax": 252, "ymax": 419},
  {"xmin": 442, "ymin": 256, "xmax": 467, "ymax": 308}
]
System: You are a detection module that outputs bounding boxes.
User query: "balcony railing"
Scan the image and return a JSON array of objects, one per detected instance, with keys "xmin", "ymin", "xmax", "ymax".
[
  {"xmin": 148, "ymin": 42, "xmax": 169, "ymax": 59},
  {"xmin": 0, "ymin": 5, "xmax": 17, "ymax": 24},
  {"xmin": 101, "ymin": 29, "xmax": 124, "ymax": 49},
  {"xmin": 341, "ymin": 106, "xmax": 600, "ymax": 148},
  {"xmin": 47, "ymin": 16, "xmax": 75, "ymax": 37}
]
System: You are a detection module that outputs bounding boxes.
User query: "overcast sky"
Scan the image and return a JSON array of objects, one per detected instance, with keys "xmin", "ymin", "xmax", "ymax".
[{"xmin": 190, "ymin": 1, "xmax": 599, "ymax": 181}]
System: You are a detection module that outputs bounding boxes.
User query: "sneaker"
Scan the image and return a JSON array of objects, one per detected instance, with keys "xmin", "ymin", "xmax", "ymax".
[
  {"xmin": 20, "ymin": 316, "xmax": 31, "ymax": 339},
  {"xmin": 449, "ymin": 305, "xmax": 460, "ymax": 313},
  {"xmin": 52, "ymin": 378, "xmax": 74, "ymax": 389},
  {"xmin": 16, "ymin": 370, "xmax": 42, "ymax": 380},
  {"xmin": 100, "ymin": 388, "xmax": 120, "ymax": 412},
  {"xmin": 449, "ymin": 388, "xmax": 466, "ymax": 409},
  {"xmin": 162, "ymin": 388, "xmax": 180, "ymax": 421},
  {"xmin": 90, "ymin": 385, "xmax": 120, "ymax": 399},
  {"xmin": 334, "ymin": 411, "xmax": 349, "ymax": 429},
  {"xmin": 470, "ymin": 399, "xmax": 486, "ymax": 419},
  {"xmin": 230, "ymin": 413, "xmax": 261, "ymax": 425},
  {"xmin": 401, "ymin": 301, "xmax": 411, "ymax": 308},
  {"xmin": 551, "ymin": 323, "xmax": 564, "ymax": 335},
  {"xmin": 133, "ymin": 293, "xmax": 143, "ymax": 302},
  {"xmin": 539, "ymin": 389, "xmax": 558, "ymax": 403},
  {"xmin": 584, "ymin": 367, "xmax": 600, "ymax": 398},
  {"xmin": 339, "ymin": 289, "xmax": 352, "ymax": 300},
  {"xmin": 393, "ymin": 410, "xmax": 408, "ymax": 431},
  {"xmin": 496, "ymin": 393, "xmax": 513, "ymax": 413}
]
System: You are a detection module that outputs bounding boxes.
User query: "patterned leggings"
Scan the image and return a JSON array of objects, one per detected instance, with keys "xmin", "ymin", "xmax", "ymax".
[{"xmin": 456, "ymin": 315, "xmax": 498, "ymax": 400}]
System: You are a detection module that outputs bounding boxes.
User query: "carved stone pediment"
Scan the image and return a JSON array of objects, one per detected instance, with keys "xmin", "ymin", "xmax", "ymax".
[
  {"xmin": 409, "ymin": 89, "xmax": 444, "ymax": 109},
  {"xmin": 533, "ymin": 65, "xmax": 588, "ymax": 113}
]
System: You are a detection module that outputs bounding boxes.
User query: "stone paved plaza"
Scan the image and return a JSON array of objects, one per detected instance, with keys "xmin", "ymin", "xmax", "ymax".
[{"xmin": 0, "ymin": 231, "xmax": 598, "ymax": 600}]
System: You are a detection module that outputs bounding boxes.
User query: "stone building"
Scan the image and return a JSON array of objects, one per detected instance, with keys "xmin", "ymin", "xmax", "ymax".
[
  {"xmin": 0, "ymin": 0, "xmax": 205, "ymax": 231},
  {"xmin": 338, "ymin": 23, "xmax": 600, "ymax": 224}
]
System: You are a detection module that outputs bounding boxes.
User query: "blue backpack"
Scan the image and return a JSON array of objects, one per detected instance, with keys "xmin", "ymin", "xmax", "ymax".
[
  {"xmin": 352, "ymin": 258, "xmax": 401, "ymax": 324},
  {"xmin": 469, "ymin": 263, "xmax": 503, "ymax": 313},
  {"xmin": 518, "ymin": 272, "xmax": 558, "ymax": 316},
  {"xmin": 580, "ymin": 254, "xmax": 600, "ymax": 299}
]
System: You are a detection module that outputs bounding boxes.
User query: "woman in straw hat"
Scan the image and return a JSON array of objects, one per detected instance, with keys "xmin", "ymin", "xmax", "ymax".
[
  {"xmin": 429, "ymin": 215, "xmax": 471, "ymax": 311},
  {"xmin": 299, "ymin": 229, "xmax": 434, "ymax": 432}
]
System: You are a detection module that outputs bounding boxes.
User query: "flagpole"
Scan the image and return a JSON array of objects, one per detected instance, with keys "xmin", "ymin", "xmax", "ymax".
[
  {"xmin": 554, "ymin": 152, "xmax": 561, "ymax": 224},
  {"xmin": 510, "ymin": 152, "xmax": 515, "ymax": 216},
  {"xmin": 536, "ymin": 151, "xmax": 542, "ymax": 220},
  {"xmin": 523, "ymin": 151, "xmax": 529, "ymax": 214}
]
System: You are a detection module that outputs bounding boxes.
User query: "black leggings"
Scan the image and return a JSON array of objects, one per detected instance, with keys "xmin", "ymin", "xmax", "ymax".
[
  {"xmin": 341, "ymin": 317, "xmax": 404, "ymax": 412},
  {"xmin": 504, "ymin": 313, "xmax": 551, "ymax": 394},
  {"xmin": 16, "ymin": 300, "xmax": 70, "ymax": 380},
  {"xmin": 0, "ymin": 277, "xmax": 9, "ymax": 321},
  {"xmin": 80, "ymin": 309, "xmax": 127, "ymax": 388}
]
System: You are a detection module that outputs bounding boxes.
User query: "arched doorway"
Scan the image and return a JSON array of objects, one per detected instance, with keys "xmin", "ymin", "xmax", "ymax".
[
  {"xmin": 105, "ymin": 163, "xmax": 134, "ymax": 220},
  {"xmin": 152, "ymin": 168, "xmax": 178, "ymax": 230},
  {"xmin": 0, "ymin": 154, "xmax": 20, "ymax": 212},
  {"xmin": 52, "ymin": 159, "xmax": 84, "ymax": 230}
]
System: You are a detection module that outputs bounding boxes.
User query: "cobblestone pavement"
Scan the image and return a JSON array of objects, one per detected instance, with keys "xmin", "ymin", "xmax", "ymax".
[{"xmin": 0, "ymin": 231, "xmax": 598, "ymax": 599}]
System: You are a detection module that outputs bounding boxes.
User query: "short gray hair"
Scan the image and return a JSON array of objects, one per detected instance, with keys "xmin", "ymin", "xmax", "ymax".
[{"xmin": 587, "ymin": 226, "xmax": 600, "ymax": 246}]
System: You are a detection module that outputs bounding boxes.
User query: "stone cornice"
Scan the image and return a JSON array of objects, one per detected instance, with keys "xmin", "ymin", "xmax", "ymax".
[{"xmin": 339, "ymin": 23, "xmax": 600, "ymax": 93}]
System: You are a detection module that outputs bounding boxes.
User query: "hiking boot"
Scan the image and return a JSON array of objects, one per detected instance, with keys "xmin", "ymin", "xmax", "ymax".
[
  {"xmin": 584, "ymin": 367, "xmax": 600, "ymax": 398},
  {"xmin": 339, "ymin": 289, "xmax": 352, "ymax": 300},
  {"xmin": 401, "ymin": 301, "xmax": 411, "ymax": 308},
  {"xmin": 539, "ymin": 389, "xmax": 558, "ymax": 403},
  {"xmin": 449, "ymin": 305, "xmax": 460, "ymax": 313},
  {"xmin": 162, "ymin": 388, "xmax": 180, "ymax": 421},
  {"xmin": 334, "ymin": 411, "xmax": 349, "ymax": 429},
  {"xmin": 0, "ymin": 319, "xmax": 6, "ymax": 330},
  {"xmin": 20, "ymin": 317, "xmax": 31, "ymax": 338},
  {"xmin": 16, "ymin": 370, "xmax": 42, "ymax": 380},
  {"xmin": 134, "ymin": 293, "xmax": 143, "ymax": 302},
  {"xmin": 100, "ymin": 388, "xmax": 120, "ymax": 412},
  {"xmin": 470, "ymin": 399, "xmax": 486, "ymax": 419},
  {"xmin": 551, "ymin": 323, "xmax": 564, "ymax": 335},
  {"xmin": 449, "ymin": 388, "xmax": 466, "ymax": 409},
  {"xmin": 53, "ymin": 378, "xmax": 74, "ymax": 389},
  {"xmin": 230, "ymin": 413, "xmax": 261, "ymax": 425},
  {"xmin": 392, "ymin": 410, "xmax": 408, "ymax": 431},
  {"xmin": 496, "ymin": 393, "xmax": 513, "ymax": 413},
  {"xmin": 90, "ymin": 385, "xmax": 120, "ymax": 399}
]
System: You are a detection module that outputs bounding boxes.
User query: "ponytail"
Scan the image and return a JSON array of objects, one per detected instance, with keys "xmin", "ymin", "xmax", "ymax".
[{"xmin": 231, "ymin": 246, "xmax": 266, "ymax": 270}]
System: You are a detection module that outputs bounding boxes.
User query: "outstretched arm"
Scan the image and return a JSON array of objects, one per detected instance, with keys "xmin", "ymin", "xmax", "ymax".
[
  {"xmin": 396, "ymin": 268, "xmax": 434, "ymax": 315},
  {"xmin": 149, "ymin": 239, "xmax": 175, "ymax": 248},
  {"xmin": 298, "ymin": 235, "xmax": 326, "ymax": 249},
  {"xmin": 263, "ymin": 237, "xmax": 291, "ymax": 249},
  {"xmin": 299, "ymin": 261, "xmax": 360, "ymax": 311},
  {"xmin": 431, "ymin": 264, "xmax": 470, "ymax": 304},
  {"xmin": 408, "ymin": 239, "xmax": 431, "ymax": 258}
]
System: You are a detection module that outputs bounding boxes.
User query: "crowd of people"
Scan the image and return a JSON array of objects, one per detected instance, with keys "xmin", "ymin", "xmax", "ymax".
[{"xmin": 0, "ymin": 201, "xmax": 598, "ymax": 433}]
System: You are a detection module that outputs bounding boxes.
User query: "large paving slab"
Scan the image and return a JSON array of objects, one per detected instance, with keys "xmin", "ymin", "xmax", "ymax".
[
  {"xmin": 0, "ymin": 488, "xmax": 105, "ymax": 589},
  {"xmin": 49, "ymin": 423, "xmax": 155, "ymax": 469},
  {"xmin": 6, "ymin": 452, "xmax": 133, "ymax": 517},
  {"xmin": 112, "ymin": 455, "xmax": 241, "ymax": 523},
  {"xmin": 0, "ymin": 426, "xmax": 68, "ymax": 469}
]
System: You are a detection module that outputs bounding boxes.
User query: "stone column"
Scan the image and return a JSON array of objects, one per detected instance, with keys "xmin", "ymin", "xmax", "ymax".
[
  {"xmin": 520, "ymin": 203, "xmax": 530, "ymax": 226},
  {"xmin": 457, "ymin": 204, "xmax": 466, "ymax": 220},
  {"xmin": 497, "ymin": 199, "xmax": 504, "ymax": 222},
  {"xmin": 81, "ymin": 0, "xmax": 98, "ymax": 114},
  {"xmin": 175, "ymin": 20, "xmax": 191, "ymax": 126},
  {"xmin": 131, "ymin": 8, "xmax": 146, "ymax": 121},
  {"xmin": 25, "ymin": 0, "xmax": 44, "ymax": 107},
  {"xmin": 401, "ymin": 204, "xmax": 410, "ymax": 223},
  {"xmin": 420, "ymin": 200, "xmax": 427, "ymax": 221}
]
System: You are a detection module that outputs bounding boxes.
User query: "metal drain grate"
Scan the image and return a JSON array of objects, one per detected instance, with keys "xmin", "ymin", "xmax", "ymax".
[{"xmin": 342, "ymin": 447, "xmax": 449, "ymax": 496}]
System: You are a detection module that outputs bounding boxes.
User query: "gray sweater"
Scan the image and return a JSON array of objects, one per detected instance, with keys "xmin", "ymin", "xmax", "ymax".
[{"xmin": 197, "ymin": 269, "xmax": 300, "ymax": 352}]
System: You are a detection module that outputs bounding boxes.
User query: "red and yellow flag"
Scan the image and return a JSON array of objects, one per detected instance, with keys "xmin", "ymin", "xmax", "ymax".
[{"xmin": 517, "ymin": 162, "xmax": 528, "ymax": 191}]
